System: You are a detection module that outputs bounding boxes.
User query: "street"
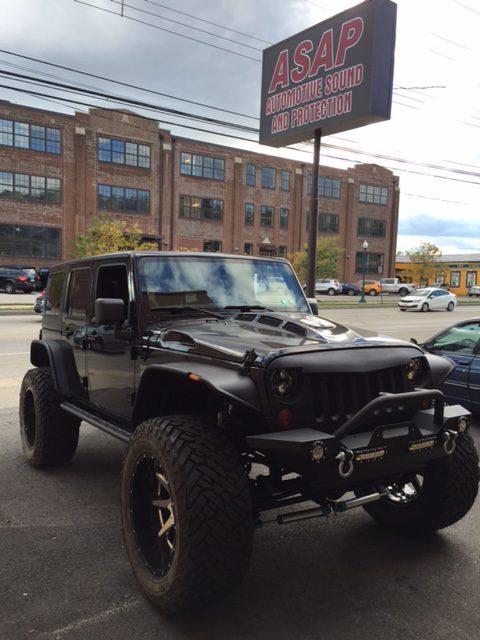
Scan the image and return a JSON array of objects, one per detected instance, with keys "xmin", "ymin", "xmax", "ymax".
[{"xmin": 2, "ymin": 310, "xmax": 480, "ymax": 639}]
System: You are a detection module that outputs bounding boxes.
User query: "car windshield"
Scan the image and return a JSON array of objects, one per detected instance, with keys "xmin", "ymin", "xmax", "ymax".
[
  {"xmin": 138, "ymin": 255, "xmax": 309, "ymax": 318},
  {"xmin": 414, "ymin": 289, "xmax": 431, "ymax": 296}
]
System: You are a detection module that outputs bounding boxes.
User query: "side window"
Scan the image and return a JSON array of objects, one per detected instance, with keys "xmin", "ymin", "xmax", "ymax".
[
  {"xmin": 95, "ymin": 264, "xmax": 129, "ymax": 322},
  {"xmin": 45, "ymin": 271, "xmax": 66, "ymax": 315},
  {"xmin": 66, "ymin": 268, "xmax": 91, "ymax": 318}
]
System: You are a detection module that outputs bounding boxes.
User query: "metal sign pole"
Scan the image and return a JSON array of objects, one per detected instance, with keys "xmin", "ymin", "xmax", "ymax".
[{"xmin": 306, "ymin": 128, "xmax": 321, "ymax": 298}]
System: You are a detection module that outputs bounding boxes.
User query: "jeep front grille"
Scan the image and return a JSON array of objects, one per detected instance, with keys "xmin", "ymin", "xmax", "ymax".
[{"xmin": 311, "ymin": 368, "xmax": 409, "ymax": 432}]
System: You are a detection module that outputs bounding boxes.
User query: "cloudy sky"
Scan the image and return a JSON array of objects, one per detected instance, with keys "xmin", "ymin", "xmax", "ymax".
[{"xmin": 0, "ymin": 0, "xmax": 479, "ymax": 255}]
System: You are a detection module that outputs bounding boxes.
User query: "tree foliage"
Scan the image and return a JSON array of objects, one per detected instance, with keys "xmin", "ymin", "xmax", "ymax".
[
  {"xmin": 289, "ymin": 236, "xmax": 343, "ymax": 283},
  {"xmin": 405, "ymin": 241, "xmax": 442, "ymax": 284},
  {"xmin": 69, "ymin": 216, "xmax": 158, "ymax": 259}
]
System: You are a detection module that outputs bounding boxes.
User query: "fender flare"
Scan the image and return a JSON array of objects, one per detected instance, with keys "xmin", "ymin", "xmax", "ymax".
[
  {"xmin": 30, "ymin": 339, "xmax": 83, "ymax": 398},
  {"xmin": 133, "ymin": 362, "xmax": 262, "ymax": 423}
]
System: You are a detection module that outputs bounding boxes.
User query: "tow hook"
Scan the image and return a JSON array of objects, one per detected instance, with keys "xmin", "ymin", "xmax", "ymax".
[
  {"xmin": 443, "ymin": 429, "xmax": 458, "ymax": 455},
  {"xmin": 336, "ymin": 448, "xmax": 354, "ymax": 479}
]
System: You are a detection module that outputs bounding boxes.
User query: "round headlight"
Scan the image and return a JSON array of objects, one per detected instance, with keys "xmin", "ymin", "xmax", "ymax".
[
  {"xmin": 405, "ymin": 357, "xmax": 425, "ymax": 384},
  {"xmin": 271, "ymin": 368, "xmax": 299, "ymax": 398}
]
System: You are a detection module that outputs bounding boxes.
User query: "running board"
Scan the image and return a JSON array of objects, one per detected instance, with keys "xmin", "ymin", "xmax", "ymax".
[{"xmin": 61, "ymin": 401, "xmax": 132, "ymax": 443}]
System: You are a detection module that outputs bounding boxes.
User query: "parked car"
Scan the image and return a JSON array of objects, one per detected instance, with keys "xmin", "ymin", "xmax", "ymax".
[
  {"xmin": 398, "ymin": 287, "xmax": 457, "ymax": 312},
  {"xmin": 420, "ymin": 318, "xmax": 480, "ymax": 411},
  {"xmin": 2, "ymin": 265, "xmax": 42, "ymax": 290},
  {"xmin": 0, "ymin": 266, "xmax": 37, "ymax": 293},
  {"xmin": 314, "ymin": 279, "xmax": 342, "ymax": 295},
  {"xmin": 468, "ymin": 285, "xmax": 480, "ymax": 297},
  {"xmin": 340, "ymin": 282, "xmax": 361, "ymax": 296},
  {"xmin": 33, "ymin": 291, "xmax": 45, "ymax": 313},
  {"xmin": 354, "ymin": 279, "xmax": 382, "ymax": 296}
]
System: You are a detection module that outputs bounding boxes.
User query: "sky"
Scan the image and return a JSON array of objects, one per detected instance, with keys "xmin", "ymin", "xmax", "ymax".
[{"xmin": 0, "ymin": 0, "xmax": 479, "ymax": 255}]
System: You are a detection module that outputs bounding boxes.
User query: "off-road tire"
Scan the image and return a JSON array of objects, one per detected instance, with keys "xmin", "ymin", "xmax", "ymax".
[
  {"xmin": 19, "ymin": 367, "xmax": 80, "ymax": 468},
  {"xmin": 360, "ymin": 433, "xmax": 479, "ymax": 535},
  {"xmin": 120, "ymin": 415, "xmax": 254, "ymax": 612},
  {"xmin": 5, "ymin": 281, "xmax": 16, "ymax": 294}
]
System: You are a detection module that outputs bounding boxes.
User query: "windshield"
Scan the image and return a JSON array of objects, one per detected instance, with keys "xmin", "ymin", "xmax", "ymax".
[{"xmin": 137, "ymin": 255, "xmax": 309, "ymax": 317}]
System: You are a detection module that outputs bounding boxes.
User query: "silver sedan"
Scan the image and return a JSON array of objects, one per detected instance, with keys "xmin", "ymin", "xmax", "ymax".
[{"xmin": 398, "ymin": 287, "xmax": 457, "ymax": 312}]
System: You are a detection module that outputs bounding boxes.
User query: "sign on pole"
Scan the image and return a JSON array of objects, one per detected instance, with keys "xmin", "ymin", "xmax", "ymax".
[{"xmin": 259, "ymin": 0, "xmax": 397, "ymax": 147}]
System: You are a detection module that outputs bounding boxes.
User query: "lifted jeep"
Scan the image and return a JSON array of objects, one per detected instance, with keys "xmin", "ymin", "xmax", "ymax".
[{"xmin": 19, "ymin": 252, "xmax": 479, "ymax": 612}]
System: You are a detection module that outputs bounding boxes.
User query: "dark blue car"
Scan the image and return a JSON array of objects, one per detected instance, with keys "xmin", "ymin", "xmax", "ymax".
[
  {"xmin": 340, "ymin": 282, "xmax": 361, "ymax": 296},
  {"xmin": 421, "ymin": 318, "xmax": 480, "ymax": 412}
]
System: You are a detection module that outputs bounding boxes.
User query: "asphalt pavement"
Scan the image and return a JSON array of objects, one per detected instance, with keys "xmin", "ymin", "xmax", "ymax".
[{"xmin": 2, "ymin": 311, "xmax": 480, "ymax": 639}]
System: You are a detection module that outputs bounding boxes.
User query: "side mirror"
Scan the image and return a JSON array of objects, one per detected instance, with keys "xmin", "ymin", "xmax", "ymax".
[
  {"xmin": 94, "ymin": 298, "xmax": 125, "ymax": 325},
  {"xmin": 410, "ymin": 337, "xmax": 418, "ymax": 345},
  {"xmin": 307, "ymin": 297, "xmax": 319, "ymax": 316}
]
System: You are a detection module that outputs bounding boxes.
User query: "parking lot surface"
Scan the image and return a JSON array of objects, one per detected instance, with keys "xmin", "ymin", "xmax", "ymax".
[{"xmin": 2, "ymin": 311, "xmax": 480, "ymax": 639}]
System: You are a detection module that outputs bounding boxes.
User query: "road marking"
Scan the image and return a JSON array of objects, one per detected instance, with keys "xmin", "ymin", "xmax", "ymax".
[
  {"xmin": 40, "ymin": 599, "xmax": 142, "ymax": 638},
  {"xmin": 0, "ymin": 351, "xmax": 29, "ymax": 356}
]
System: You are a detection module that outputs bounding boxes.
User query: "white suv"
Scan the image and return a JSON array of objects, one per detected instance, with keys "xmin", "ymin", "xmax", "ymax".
[{"xmin": 314, "ymin": 279, "xmax": 342, "ymax": 295}]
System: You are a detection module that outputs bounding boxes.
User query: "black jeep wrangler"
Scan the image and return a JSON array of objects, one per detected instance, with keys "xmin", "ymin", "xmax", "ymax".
[{"xmin": 19, "ymin": 252, "xmax": 479, "ymax": 612}]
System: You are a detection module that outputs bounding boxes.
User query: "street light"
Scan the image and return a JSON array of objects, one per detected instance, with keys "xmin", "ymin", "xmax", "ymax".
[{"xmin": 359, "ymin": 240, "xmax": 369, "ymax": 303}]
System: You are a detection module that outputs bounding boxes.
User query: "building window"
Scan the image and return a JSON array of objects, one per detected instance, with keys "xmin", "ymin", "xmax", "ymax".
[
  {"xmin": 450, "ymin": 271, "xmax": 461, "ymax": 288},
  {"xmin": 244, "ymin": 203, "xmax": 254, "ymax": 226},
  {"xmin": 280, "ymin": 170, "xmax": 290, "ymax": 191},
  {"xmin": 0, "ymin": 118, "xmax": 61, "ymax": 154},
  {"xmin": 261, "ymin": 167, "xmax": 276, "ymax": 189},
  {"xmin": 180, "ymin": 152, "xmax": 224, "ymax": 180},
  {"xmin": 98, "ymin": 184, "xmax": 150, "ymax": 213},
  {"xmin": 307, "ymin": 176, "xmax": 341, "ymax": 199},
  {"xmin": 244, "ymin": 243, "xmax": 253, "ymax": 255},
  {"xmin": 355, "ymin": 251, "xmax": 384, "ymax": 273},
  {"xmin": 466, "ymin": 271, "xmax": 477, "ymax": 288},
  {"xmin": 357, "ymin": 217, "xmax": 386, "ymax": 237},
  {"xmin": 260, "ymin": 206, "xmax": 274, "ymax": 227},
  {"xmin": 98, "ymin": 137, "xmax": 150, "ymax": 168},
  {"xmin": 278, "ymin": 245, "xmax": 287, "ymax": 258},
  {"xmin": 203, "ymin": 240, "xmax": 222, "ymax": 252},
  {"xmin": 179, "ymin": 195, "xmax": 223, "ymax": 220},
  {"xmin": 359, "ymin": 184, "xmax": 388, "ymax": 205},
  {"xmin": 0, "ymin": 171, "xmax": 61, "ymax": 204},
  {"xmin": 318, "ymin": 213, "xmax": 339, "ymax": 233},
  {"xmin": 246, "ymin": 164, "xmax": 256, "ymax": 187},
  {"xmin": 0, "ymin": 224, "xmax": 60, "ymax": 259},
  {"xmin": 280, "ymin": 207, "xmax": 289, "ymax": 229}
]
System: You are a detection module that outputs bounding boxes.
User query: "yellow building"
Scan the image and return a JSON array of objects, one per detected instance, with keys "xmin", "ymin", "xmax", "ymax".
[{"xmin": 395, "ymin": 254, "xmax": 480, "ymax": 296}]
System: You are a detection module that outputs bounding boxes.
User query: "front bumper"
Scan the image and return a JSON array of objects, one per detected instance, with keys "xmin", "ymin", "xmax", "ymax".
[{"xmin": 246, "ymin": 389, "xmax": 469, "ymax": 492}]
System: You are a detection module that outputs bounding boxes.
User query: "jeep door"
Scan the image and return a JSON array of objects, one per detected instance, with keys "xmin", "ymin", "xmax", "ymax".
[
  {"xmin": 61, "ymin": 266, "xmax": 92, "ymax": 383},
  {"xmin": 86, "ymin": 261, "xmax": 135, "ymax": 420}
]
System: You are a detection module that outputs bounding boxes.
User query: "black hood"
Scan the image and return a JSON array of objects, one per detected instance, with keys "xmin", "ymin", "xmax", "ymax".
[{"xmin": 143, "ymin": 311, "xmax": 419, "ymax": 365}]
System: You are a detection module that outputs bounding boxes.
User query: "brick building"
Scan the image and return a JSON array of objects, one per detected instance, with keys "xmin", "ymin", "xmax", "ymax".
[{"xmin": 0, "ymin": 101, "xmax": 400, "ymax": 281}]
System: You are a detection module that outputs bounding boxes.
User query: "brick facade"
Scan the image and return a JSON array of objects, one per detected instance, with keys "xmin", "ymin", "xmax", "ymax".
[{"xmin": 0, "ymin": 102, "xmax": 400, "ymax": 281}]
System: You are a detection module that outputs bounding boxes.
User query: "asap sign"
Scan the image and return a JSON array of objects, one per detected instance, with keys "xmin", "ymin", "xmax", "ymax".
[{"xmin": 259, "ymin": 0, "xmax": 397, "ymax": 147}]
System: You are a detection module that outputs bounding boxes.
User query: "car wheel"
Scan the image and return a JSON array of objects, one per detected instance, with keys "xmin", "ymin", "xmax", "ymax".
[
  {"xmin": 368, "ymin": 289, "xmax": 377, "ymax": 296},
  {"xmin": 398, "ymin": 288, "xmax": 409, "ymax": 297},
  {"xmin": 447, "ymin": 302, "xmax": 455, "ymax": 312},
  {"xmin": 421, "ymin": 303, "xmax": 429, "ymax": 312},
  {"xmin": 4, "ymin": 281, "xmax": 16, "ymax": 294},
  {"xmin": 356, "ymin": 434, "xmax": 479, "ymax": 536},
  {"xmin": 400, "ymin": 308, "xmax": 406, "ymax": 311},
  {"xmin": 327, "ymin": 288, "xmax": 335, "ymax": 296},
  {"xmin": 120, "ymin": 414, "xmax": 254, "ymax": 612},
  {"xmin": 19, "ymin": 367, "xmax": 80, "ymax": 468},
  {"xmin": 347, "ymin": 289, "xmax": 354, "ymax": 296}
]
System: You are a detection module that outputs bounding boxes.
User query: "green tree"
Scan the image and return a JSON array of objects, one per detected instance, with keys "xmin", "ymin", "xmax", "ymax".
[
  {"xmin": 405, "ymin": 241, "xmax": 442, "ymax": 285},
  {"xmin": 289, "ymin": 236, "xmax": 343, "ymax": 283},
  {"xmin": 69, "ymin": 216, "xmax": 158, "ymax": 258}
]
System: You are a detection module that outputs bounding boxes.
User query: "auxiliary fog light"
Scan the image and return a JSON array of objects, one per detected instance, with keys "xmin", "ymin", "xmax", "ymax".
[{"xmin": 457, "ymin": 416, "xmax": 469, "ymax": 433}]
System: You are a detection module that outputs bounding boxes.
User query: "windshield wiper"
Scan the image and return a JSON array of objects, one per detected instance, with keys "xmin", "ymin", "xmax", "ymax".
[
  {"xmin": 224, "ymin": 305, "xmax": 273, "ymax": 312},
  {"xmin": 150, "ymin": 305, "xmax": 224, "ymax": 319}
]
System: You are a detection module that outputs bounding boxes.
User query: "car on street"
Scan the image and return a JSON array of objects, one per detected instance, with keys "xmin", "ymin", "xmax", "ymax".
[
  {"xmin": 399, "ymin": 287, "xmax": 457, "ymax": 312},
  {"xmin": 354, "ymin": 279, "xmax": 382, "ymax": 296},
  {"xmin": 0, "ymin": 266, "xmax": 37, "ymax": 294},
  {"xmin": 33, "ymin": 291, "xmax": 45, "ymax": 313},
  {"xmin": 420, "ymin": 318, "xmax": 480, "ymax": 411},
  {"xmin": 468, "ymin": 285, "xmax": 480, "ymax": 297},
  {"xmin": 340, "ymin": 282, "xmax": 361, "ymax": 296}
]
